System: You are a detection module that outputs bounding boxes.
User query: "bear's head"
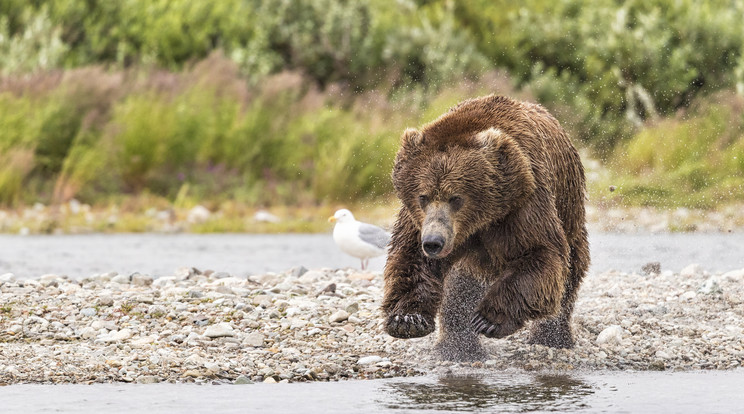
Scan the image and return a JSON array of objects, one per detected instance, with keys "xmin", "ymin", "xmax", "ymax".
[{"xmin": 392, "ymin": 127, "xmax": 536, "ymax": 259}]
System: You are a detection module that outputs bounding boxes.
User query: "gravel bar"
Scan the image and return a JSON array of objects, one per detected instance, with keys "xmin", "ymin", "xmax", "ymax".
[{"xmin": 1, "ymin": 264, "xmax": 743, "ymax": 385}]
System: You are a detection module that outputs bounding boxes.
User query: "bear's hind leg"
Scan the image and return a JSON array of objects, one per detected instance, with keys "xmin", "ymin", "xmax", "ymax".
[
  {"xmin": 528, "ymin": 230, "xmax": 589, "ymax": 348},
  {"xmin": 434, "ymin": 269, "xmax": 488, "ymax": 361}
]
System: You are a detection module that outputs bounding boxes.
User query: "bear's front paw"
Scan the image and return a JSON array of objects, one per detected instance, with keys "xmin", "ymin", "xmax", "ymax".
[
  {"xmin": 385, "ymin": 313, "xmax": 435, "ymax": 339},
  {"xmin": 471, "ymin": 311, "xmax": 524, "ymax": 339}
]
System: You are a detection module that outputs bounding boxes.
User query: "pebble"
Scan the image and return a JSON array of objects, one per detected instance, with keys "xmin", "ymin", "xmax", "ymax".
[
  {"xmin": 698, "ymin": 278, "xmax": 722, "ymax": 295},
  {"xmin": 329, "ymin": 310, "xmax": 350, "ymax": 323},
  {"xmin": 234, "ymin": 375, "xmax": 253, "ymax": 384},
  {"xmin": 136, "ymin": 375, "xmax": 160, "ymax": 384},
  {"xmin": 2, "ymin": 265, "xmax": 744, "ymax": 385},
  {"xmin": 357, "ymin": 356, "xmax": 383, "ymax": 365},
  {"xmin": 187, "ymin": 205, "xmax": 211, "ymax": 223},
  {"xmin": 680, "ymin": 263, "xmax": 703, "ymax": 277},
  {"xmin": 203, "ymin": 322, "xmax": 235, "ymax": 338},
  {"xmin": 243, "ymin": 332, "xmax": 265, "ymax": 347},
  {"xmin": 596, "ymin": 325, "xmax": 625, "ymax": 345}
]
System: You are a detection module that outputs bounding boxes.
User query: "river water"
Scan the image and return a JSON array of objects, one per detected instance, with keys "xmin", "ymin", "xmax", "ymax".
[
  {"xmin": 1, "ymin": 232, "xmax": 743, "ymax": 278},
  {"xmin": 1, "ymin": 232, "xmax": 743, "ymax": 413},
  {"xmin": 2, "ymin": 371, "xmax": 742, "ymax": 413}
]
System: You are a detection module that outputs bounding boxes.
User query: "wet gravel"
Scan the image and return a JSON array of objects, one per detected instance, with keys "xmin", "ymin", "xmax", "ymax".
[{"xmin": 1, "ymin": 263, "xmax": 743, "ymax": 385}]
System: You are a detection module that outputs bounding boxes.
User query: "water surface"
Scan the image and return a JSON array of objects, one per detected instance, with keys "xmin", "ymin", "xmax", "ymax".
[
  {"xmin": 2, "ymin": 371, "xmax": 741, "ymax": 413},
  {"xmin": 1, "ymin": 232, "xmax": 742, "ymax": 278}
]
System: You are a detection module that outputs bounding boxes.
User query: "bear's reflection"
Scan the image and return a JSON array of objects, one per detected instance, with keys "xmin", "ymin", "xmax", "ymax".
[{"xmin": 381, "ymin": 374, "xmax": 593, "ymax": 411}]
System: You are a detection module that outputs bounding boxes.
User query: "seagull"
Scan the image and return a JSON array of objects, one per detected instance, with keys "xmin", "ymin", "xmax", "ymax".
[{"xmin": 328, "ymin": 209, "xmax": 391, "ymax": 270}]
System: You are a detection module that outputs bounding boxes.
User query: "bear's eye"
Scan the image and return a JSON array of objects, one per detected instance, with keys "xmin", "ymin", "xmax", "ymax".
[
  {"xmin": 418, "ymin": 195, "xmax": 429, "ymax": 208},
  {"xmin": 449, "ymin": 196, "xmax": 464, "ymax": 211}
]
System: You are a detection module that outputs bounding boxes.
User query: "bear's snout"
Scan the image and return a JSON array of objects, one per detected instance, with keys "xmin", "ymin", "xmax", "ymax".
[
  {"xmin": 422, "ymin": 234, "xmax": 445, "ymax": 256},
  {"xmin": 421, "ymin": 203, "xmax": 454, "ymax": 258}
]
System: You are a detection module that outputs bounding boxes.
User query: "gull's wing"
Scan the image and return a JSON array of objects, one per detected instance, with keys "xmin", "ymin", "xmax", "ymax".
[{"xmin": 357, "ymin": 223, "xmax": 391, "ymax": 250}]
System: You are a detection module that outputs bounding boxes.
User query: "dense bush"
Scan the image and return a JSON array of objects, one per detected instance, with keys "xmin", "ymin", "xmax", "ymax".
[
  {"xmin": 595, "ymin": 93, "xmax": 744, "ymax": 207},
  {"xmin": 2, "ymin": 0, "xmax": 744, "ymax": 209},
  {"xmin": 471, "ymin": 0, "xmax": 744, "ymax": 153},
  {"xmin": 0, "ymin": 0, "xmax": 487, "ymax": 89}
]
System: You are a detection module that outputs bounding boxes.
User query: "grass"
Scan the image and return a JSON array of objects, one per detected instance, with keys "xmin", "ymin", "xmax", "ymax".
[
  {"xmin": 589, "ymin": 93, "xmax": 744, "ymax": 209},
  {"xmin": 1, "ymin": 55, "xmax": 744, "ymax": 223}
]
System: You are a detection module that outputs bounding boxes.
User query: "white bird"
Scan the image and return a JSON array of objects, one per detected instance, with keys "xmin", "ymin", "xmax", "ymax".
[{"xmin": 328, "ymin": 209, "xmax": 391, "ymax": 270}]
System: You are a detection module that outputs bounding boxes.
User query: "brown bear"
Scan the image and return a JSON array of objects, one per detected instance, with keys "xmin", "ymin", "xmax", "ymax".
[{"xmin": 382, "ymin": 95, "xmax": 589, "ymax": 361}]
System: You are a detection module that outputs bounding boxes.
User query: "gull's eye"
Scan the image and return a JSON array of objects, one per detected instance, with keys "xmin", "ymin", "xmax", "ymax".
[
  {"xmin": 418, "ymin": 195, "xmax": 429, "ymax": 208},
  {"xmin": 449, "ymin": 196, "xmax": 463, "ymax": 211}
]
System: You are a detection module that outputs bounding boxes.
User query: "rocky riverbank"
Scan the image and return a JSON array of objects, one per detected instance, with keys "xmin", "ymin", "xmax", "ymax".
[
  {"xmin": 2, "ymin": 200, "xmax": 744, "ymax": 235},
  {"xmin": 1, "ymin": 264, "xmax": 743, "ymax": 385}
]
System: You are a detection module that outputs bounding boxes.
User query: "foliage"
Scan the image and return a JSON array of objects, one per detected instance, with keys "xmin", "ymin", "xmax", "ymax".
[
  {"xmin": 596, "ymin": 93, "xmax": 744, "ymax": 207},
  {"xmin": 2, "ymin": 0, "xmax": 744, "ymax": 211},
  {"xmin": 0, "ymin": 54, "xmax": 514, "ymax": 207},
  {"xmin": 480, "ymin": 0, "xmax": 744, "ymax": 154}
]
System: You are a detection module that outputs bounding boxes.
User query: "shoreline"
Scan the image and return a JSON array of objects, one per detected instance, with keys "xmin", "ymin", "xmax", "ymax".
[
  {"xmin": 2, "ymin": 201, "xmax": 744, "ymax": 236},
  {"xmin": 2, "ymin": 264, "xmax": 743, "ymax": 385}
]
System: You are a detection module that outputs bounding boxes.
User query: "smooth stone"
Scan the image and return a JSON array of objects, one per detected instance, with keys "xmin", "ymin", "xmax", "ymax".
[
  {"xmin": 298, "ymin": 271, "xmax": 324, "ymax": 283},
  {"xmin": 347, "ymin": 273, "xmax": 375, "ymax": 281},
  {"xmin": 721, "ymin": 268, "xmax": 744, "ymax": 281},
  {"xmin": 131, "ymin": 273, "xmax": 153, "ymax": 287},
  {"xmin": 234, "ymin": 375, "xmax": 253, "ymax": 384},
  {"xmin": 152, "ymin": 276, "xmax": 177, "ymax": 288},
  {"xmin": 253, "ymin": 210, "xmax": 280, "ymax": 223},
  {"xmin": 596, "ymin": 325, "xmax": 625, "ymax": 345},
  {"xmin": 111, "ymin": 274, "xmax": 131, "ymax": 284},
  {"xmin": 183, "ymin": 370, "xmax": 202, "ymax": 378},
  {"xmin": 698, "ymin": 278, "xmax": 722, "ymax": 295},
  {"xmin": 80, "ymin": 308, "xmax": 97, "ymax": 317},
  {"xmin": 131, "ymin": 335, "xmax": 157, "ymax": 347},
  {"xmin": 204, "ymin": 362, "xmax": 220, "ymax": 373},
  {"xmin": 680, "ymin": 263, "xmax": 703, "ymax": 277},
  {"xmin": 0, "ymin": 273, "xmax": 17, "ymax": 283},
  {"xmin": 204, "ymin": 322, "xmax": 235, "ymax": 338},
  {"xmin": 187, "ymin": 205, "xmax": 211, "ymax": 223},
  {"xmin": 329, "ymin": 310, "xmax": 350, "ymax": 323},
  {"xmin": 290, "ymin": 266, "xmax": 308, "ymax": 278},
  {"xmin": 357, "ymin": 356, "xmax": 382, "ymax": 365},
  {"xmin": 680, "ymin": 291, "xmax": 697, "ymax": 300},
  {"xmin": 243, "ymin": 332, "xmax": 265, "ymax": 347},
  {"xmin": 136, "ymin": 375, "xmax": 160, "ymax": 384},
  {"xmin": 97, "ymin": 295, "xmax": 114, "ymax": 307},
  {"xmin": 344, "ymin": 302, "xmax": 360, "ymax": 315},
  {"xmin": 97, "ymin": 328, "xmax": 133, "ymax": 343}
]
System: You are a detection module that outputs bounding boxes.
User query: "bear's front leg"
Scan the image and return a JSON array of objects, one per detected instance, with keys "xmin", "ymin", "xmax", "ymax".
[
  {"xmin": 382, "ymin": 257, "xmax": 445, "ymax": 339},
  {"xmin": 471, "ymin": 246, "xmax": 566, "ymax": 339},
  {"xmin": 382, "ymin": 213, "xmax": 446, "ymax": 339}
]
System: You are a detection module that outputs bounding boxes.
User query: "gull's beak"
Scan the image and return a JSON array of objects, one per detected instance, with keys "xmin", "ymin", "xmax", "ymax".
[{"xmin": 328, "ymin": 216, "xmax": 337, "ymax": 223}]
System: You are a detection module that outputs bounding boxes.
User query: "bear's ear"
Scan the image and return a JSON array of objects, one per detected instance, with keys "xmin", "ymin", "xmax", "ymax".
[
  {"xmin": 400, "ymin": 128, "xmax": 424, "ymax": 149},
  {"xmin": 479, "ymin": 128, "xmax": 537, "ymax": 207}
]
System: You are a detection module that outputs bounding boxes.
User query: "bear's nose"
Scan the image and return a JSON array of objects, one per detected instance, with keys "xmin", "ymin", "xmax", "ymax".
[{"xmin": 422, "ymin": 234, "xmax": 445, "ymax": 256}]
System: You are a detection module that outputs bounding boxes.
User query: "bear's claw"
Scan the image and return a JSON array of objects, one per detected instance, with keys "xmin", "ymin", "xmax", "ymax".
[
  {"xmin": 385, "ymin": 313, "xmax": 435, "ymax": 338},
  {"xmin": 470, "ymin": 312, "xmax": 523, "ymax": 338}
]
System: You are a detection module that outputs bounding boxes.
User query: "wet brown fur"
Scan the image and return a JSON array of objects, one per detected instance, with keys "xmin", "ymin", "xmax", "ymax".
[{"xmin": 382, "ymin": 95, "xmax": 590, "ymax": 354}]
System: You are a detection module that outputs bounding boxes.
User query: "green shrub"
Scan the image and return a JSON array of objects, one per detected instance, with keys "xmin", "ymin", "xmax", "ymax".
[
  {"xmin": 598, "ymin": 94, "xmax": 744, "ymax": 207},
  {"xmin": 457, "ymin": 0, "xmax": 744, "ymax": 153}
]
